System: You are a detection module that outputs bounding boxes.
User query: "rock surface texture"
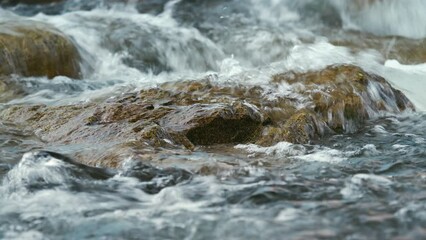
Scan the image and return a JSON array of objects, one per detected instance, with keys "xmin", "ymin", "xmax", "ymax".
[{"xmin": 0, "ymin": 65, "xmax": 414, "ymax": 168}]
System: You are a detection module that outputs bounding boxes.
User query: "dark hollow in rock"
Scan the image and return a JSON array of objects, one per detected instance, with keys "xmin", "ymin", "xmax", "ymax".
[{"xmin": 160, "ymin": 103, "xmax": 263, "ymax": 145}]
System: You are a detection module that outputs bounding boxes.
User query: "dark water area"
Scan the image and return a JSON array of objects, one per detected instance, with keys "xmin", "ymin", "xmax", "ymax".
[
  {"xmin": 2, "ymin": 113, "xmax": 426, "ymax": 239},
  {"xmin": 1, "ymin": 0, "xmax": 426, "ymax": 239}
]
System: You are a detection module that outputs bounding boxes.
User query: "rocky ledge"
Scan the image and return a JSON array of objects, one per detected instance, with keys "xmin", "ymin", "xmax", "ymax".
[{"xmin": 0, "ymin": 64, "xmax": 414, "ymax": 168}]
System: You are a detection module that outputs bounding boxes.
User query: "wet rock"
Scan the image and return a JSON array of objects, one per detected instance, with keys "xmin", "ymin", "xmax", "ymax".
[
  {"xmin": 0, "ymin": 20, "xmax": 81, "ymax": 79},
  {"xmin": 0, "ymin": 87, "xmax": 264, "ymax": 167},
  {"xmin": 0, "ymin": 64, "xmax": 414, "ymax": 167},
  {"xmin": 260, "ymin": 64, "xmax": 414, "ymax": 144}
]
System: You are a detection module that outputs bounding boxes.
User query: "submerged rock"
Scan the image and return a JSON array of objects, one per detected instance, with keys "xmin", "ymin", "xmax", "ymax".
[
  {"xmin": 0, "ymin": 64, "xmax": 414, "ymax": 167},
  {"xmin": 0, "ymin": 20, "xmax": 81, "ymax": 79}
]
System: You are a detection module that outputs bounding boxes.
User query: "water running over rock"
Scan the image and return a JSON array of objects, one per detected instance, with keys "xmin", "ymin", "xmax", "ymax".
[{"xmin": 1, "ymin": 1, "xmax": 426, "ymax": 239}]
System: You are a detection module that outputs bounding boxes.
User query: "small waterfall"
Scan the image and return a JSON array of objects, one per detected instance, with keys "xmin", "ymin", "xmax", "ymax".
[{"xmin": 331, "ymin": 0, "xmax": 426, "ymax": 39}]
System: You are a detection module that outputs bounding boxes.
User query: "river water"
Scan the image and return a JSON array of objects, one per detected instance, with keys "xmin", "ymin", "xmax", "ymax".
[{"xmin": 1, "ymin": 0, "xmax": 426, "ymax": 239}]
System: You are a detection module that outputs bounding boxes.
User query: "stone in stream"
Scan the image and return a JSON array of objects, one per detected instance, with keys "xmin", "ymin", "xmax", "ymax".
[
  {"xmin": 0, "ymin": 65, "xmax": 414, "ymax": 168},
  {"xmin": 0, "ymin": 20, "xmax": 81, "ymax": 79},
  {"xmin": 0, "ymin": 89, "xmax": 264, "ymax": 167}
]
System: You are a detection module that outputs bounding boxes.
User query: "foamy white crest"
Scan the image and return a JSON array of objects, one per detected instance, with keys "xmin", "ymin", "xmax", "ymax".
[
  {"xmin": 3, "ymin": 152, "xmax": 75, "ymax": 191},
  {"xmin": 275, "ymin": 208, "xmax": 306, "ymax": 222},
  {"xmin": 273, "ymin": 41, "xmax": 382, "ymax": 74},
  {"xmin": 250, "ymin": 0, "xmax": 300, "ymax": 25},
  {"xmin": 382, "ymin": 60, "xmax": 426, "ymax": 112},
  {"xmin": 33, "ymin": 7, "xmax": 223, "ymax": 78},
  {"xmin": 236, "ymin": 142, "xmax": 348, "ymax": 163},
  {"xmin": 235, "ymin": 142, "xmax": 306, "ymax": 157},
  {"xmin": 295, "ymin": 148, "xmax": 346, "ymax": 163},
  {"xmin": 340, "ymin": 173, "xmax": 393, "ymax": 200}
]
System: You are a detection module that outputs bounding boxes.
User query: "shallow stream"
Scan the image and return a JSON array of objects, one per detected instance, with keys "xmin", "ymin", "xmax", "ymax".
[{"xmin": 1, "ymin": 1, "xmax": 426, "ymax": 239}]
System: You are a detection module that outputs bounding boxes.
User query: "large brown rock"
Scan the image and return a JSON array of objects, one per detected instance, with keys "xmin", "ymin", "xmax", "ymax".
[
  {"xmin": 0, "ymin": 64, "xmax": 414, "ymax": 168},
  {"xmin": 0, "ymin": 20, "xmax": 81, "ymax": 79},
  {"xmin": 0, "ymin": 88, "xmax": 263, "ymax": 167}
]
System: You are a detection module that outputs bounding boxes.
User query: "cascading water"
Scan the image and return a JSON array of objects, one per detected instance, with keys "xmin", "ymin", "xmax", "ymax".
[
  {"xmin": 331, "ymin": 0, "xmax": 426, "ymax": 39},
  {"xmin": 1, "ymin": 0, "xmax": 426, "ymax": 239}
]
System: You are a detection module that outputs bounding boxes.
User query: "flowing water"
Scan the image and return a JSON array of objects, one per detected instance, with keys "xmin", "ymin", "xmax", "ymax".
[{"xmin": 1, "ymin": 0, "xmax": 426, "ymax": 239}]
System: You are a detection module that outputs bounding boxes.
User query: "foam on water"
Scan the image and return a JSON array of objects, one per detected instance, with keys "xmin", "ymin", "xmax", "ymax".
[
  {"xmin": 382, "ymin": 60, "xmax": 426, "ymax": 112},
  {"xmin": 340, "ymin": 173, "xmax": 393, "ymax": 200},
  {"xmin": 236, "ymin": 142, "xmax": 349, "ymax": 163}
]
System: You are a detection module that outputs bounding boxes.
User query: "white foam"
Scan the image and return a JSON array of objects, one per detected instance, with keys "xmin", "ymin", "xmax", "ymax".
[
  {"xmin": 295, "ymin": 148, "xmax": 346, "ymax": 163},
  {"xmin": 4, "ymin": 230, "xmax": 45, "ymax": 240},
  {"xmin": 235, "ymin": 142, "xmax": 306, "ymax": 157},
  {"xmin": 250, "ymin": 0, "xmax": 300, "ymax": 25},
  {"xmin": 382, "ymin": 60, "xmax": 426, "ymax": 112},
  {"xmin": 270, "ymin": 41, "xmax": 383, "ymax": 74},
  {"xmin": 340, "ymin": 173, "xmax": 393, "ymax": 200},
  {"xmin": 0, "ymin": 1, "xmax": 422, "ymax": 114},
  {"xmin": 236, "ymin": 142, "xmax": 347, "ymax": 164},
  {"xmin": 275, "ymin": 208, "xmax": 305, "ymax": 222}
]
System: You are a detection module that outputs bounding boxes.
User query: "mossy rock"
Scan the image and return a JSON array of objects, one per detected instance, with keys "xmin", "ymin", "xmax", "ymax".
[
  {"xmin": 266, "ymin": 64, "xmax": 414, "ymax": 144},
  {"xmin": 0, "ymin": 20, "xmax": 81, "ymax": 79}
]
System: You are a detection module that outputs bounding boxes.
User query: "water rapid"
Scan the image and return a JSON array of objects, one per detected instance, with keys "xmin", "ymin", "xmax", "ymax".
[{"xmin": 1, "ymin": 0, "xmax": 426, "ymax": 239}]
